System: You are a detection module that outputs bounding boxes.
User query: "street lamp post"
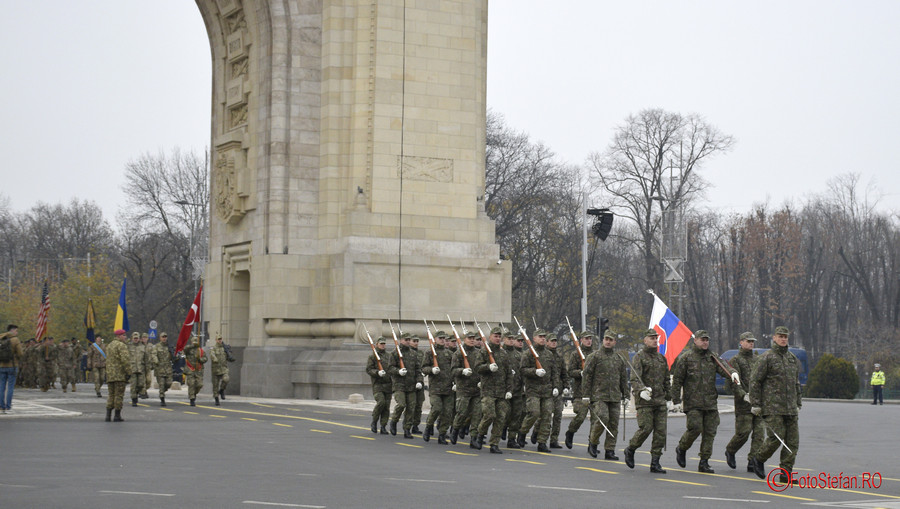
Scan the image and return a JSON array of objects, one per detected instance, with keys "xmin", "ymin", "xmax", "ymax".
[{"xmin": 174, "ymin": 200, "xmax": 209, "ymax": 341}]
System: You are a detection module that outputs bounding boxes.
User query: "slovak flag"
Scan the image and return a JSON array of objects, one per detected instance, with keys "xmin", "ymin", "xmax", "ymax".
[
  {"xmin": 176, "ymin": 286, "xmax": 203, "ymax": 353},
  {"xmin": 648, "ymin": 292, "xmax": 693, "ymax": 367}
]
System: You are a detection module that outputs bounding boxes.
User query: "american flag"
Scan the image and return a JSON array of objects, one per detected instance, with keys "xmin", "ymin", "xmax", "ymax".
[{"xmin": 35, "ymin": 280, "xmax": 50, "ymax": 341}]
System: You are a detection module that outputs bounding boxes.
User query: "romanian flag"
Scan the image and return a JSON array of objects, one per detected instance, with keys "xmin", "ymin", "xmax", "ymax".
[
  {"xmin": 114, "ymin": 277, "xmax": 129, "ymax": 332},
  {"xmin": 176, "ymin": 285, "xmax": 203, "ymax": 353},
  {"xmin": 648, "ymin": 292, "xmax": 693, "ymax": 368}
]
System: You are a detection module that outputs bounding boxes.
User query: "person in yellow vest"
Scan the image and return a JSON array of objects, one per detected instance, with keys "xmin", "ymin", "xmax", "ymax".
[{"xmin": 871, "ymin": 363, "xmax": 885, "ymax": 405}]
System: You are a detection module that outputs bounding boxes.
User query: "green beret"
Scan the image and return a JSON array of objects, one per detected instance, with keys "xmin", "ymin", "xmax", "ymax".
[
  {"xmin": 694, "ymin": 330, "xmax": 710, "ymax": 339},
  {"xmin": 774, "ymin": 326, "xmax": 790, "ymax": 335},
  {"xmin": 739, "ymin": 331, "xmax": 757, "ymax": 341}
]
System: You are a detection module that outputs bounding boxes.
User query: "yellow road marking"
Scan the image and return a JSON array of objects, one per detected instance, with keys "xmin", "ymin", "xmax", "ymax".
[
  {"xmin": 310, "ymin": 429, "xmax": 332, "ymax": 434},
  {"xmin": 397, "ymin": 443, "xmax": 423, "ymax": 448},
  {"xmin": 242, "ymin": 417, "xmax": 258, "ymax": 421},
  {"xmin": 575, "ymin": 467, "xmax": 619, "ymax": 475},
  {"xmin": 184, "ymin": 411, "xmax": 199, "ymax": 415},
  {"xmin": 506, "ymin": 459, "xmax": 545, "ymax": 465},
  {"xmin": 252, "ymin": 403, "xmax": 275, "ymax": 408},
  {"xmin": 447, "ymin": 451, "xmax": 478, "ymax": 457},
  {"xmin": 210, "ymin": 415, "xmax": 226, "ymax": 418},
  {"xmin": 159, "ymin": 408, "xmax": 173, "ymax": 412},
  {"xmin": 351, "ymin": 435, "xmax": 376, "ymax": 441},
  {"xmin": 273, "ymin": 423, "xmax": 293, "ymax": 428},
  {"xmin": 656, "ymin": 478, "xmax": 709, "ymax": 486},
  {"xmin": 190, "ymin": 405, "xmax": 369, "ymax": 430},
  {"xmin": 751, "ymin": 490, "xmax": 815, "ymax": 501},
  {"xmin": 312, "ymin": 411, "xmax": 331, "ymax": 414}
]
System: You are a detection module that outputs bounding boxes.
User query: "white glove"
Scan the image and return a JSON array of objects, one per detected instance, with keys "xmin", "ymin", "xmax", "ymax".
[
  {"xmin": 582, "ymin": 397, "xmax": 590, "ymax": 404},
  {"xmin": 432, "ymin": 366, "xmax": 440, "ymax": 375},
  {"xmin": 477, "ymin": 382, "xmax": 482, "ymax": 389},
  {"xmin": 378, "ymin": 370, "xmax": 386, "ymax": 377},
  {"xmin": 743, "ymin": 394, "xmax": 751, "ymax": 403},
  {"xmin": 462, "ymin": 368, "xmax": 473, "ymax": 376},
  {"xmin": 398, "ymin": 368, "xmax": 408, "ymax": 376},
  {"xmin": 489, "ymin": 363, "xmax": 498, "ymax": 372},
  {"xmin": 552, "ymin": 388, "xmax": 559, "ymax": 397},
  {"xmin": 536, "ymin": 368, "xmax": 546, "ymax": 377},
  {"xmin": 452, "ymin": 384, "xmax": 457, "ymax": 391},
  {"xmin": 511, "ymin": 369, "xmax": 516, "ymax": 375},
  {"xmin": 640, "ymin": 388, "xmax": 652, "ymax": 401},
  {"xmin": 751, "ymin": 406, "xmax": 762, "ymax": 416},
  {"xmin": 666, "ymin": 400, "xmax": 674, "ymax": 412},
  {"xmin": 415, "ymin": 382, "xmax": 422, "ymax": 390},
  {"xmin": 731, "ymin": 372, "xmax": 741, "ymax": 385},
  {"xmin": 505, "ymin": 392, "xmax": 512, "ymax": 400}
]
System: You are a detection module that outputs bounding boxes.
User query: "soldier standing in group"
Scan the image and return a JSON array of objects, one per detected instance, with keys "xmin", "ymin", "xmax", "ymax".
[
  {"xmin": 518, "ymin": 329, "xmax": 559, "ymax": 453},
  {"xmin": 140, "ymin": 334, "xmax": 152, "ymax": 399},
  {"xmin": 624, "ymin": 329, "xmax": 672, "ymax": 474},
  {"xmin": 472, "ymin": 326, "xmax": 513, "ymax": 453},
  {"xmin": 422, "ymin": 331, "xmax": 453, "ymax": 444},
  {"xmin": 671, "ymin": 330, "xmax": 740, "ymax": 473},
  {"xmin": 444, "ymin": 334, "xmax": 458, "ymax": 433},
  {"xmin": 564, "ymin": 331, "xmax": 594, "ymax": 449},
  {"xmin": 210, "ymin": 334, "xmax": 233, "ymax": 406},
  {"xmin": 581, "ymin": 330, "xmax": 628, "ymax": 460},
  {"xmin": 502, "ymin": 329, "xmax": 524, "ymax": 449},
  {"xmin": 87, "ymin": 336, "xmax": 107, "ymax": 397},
  {"xmin": 365, "ymin": 337, "xmax": 391, "ymax": 435},
  {"xmin": 152, "ymin": 333, "xmax": 174, "ymax": 407},
  {"xmin": 545, "ymin": 333, "xmax": 568, "ymax": 449},
  {"xmin": 724, "ymin": 331, "xmax": 762, "ymax": 472},
  {"xmin": 409, "ymin": 335, "xmax": 426, "ymax": 434},
  {"xmin": 22, "ymin": 338, "xmax": 38, "ymax": 388},
  {"xmin": 127, "ymin": 332, "xmax": 146, "ymax": 406},
  {"xmin": 449, "ymin": 330, "xmax": 479, "ymax": 444},
  {"xmin": 183, "ymin": 335, "xmax": 208, "ymax": 406},
  {"xmin": 750, "ymin": 326, "xmax": 802, "ymax": 483},
  {"xmin": 56, "ymin": 338, "xmax": 76, "ymax": 393},
  {"xmin": 388, "ymin": 333, "xmax": 423, "ymax": 438},
  {"xmin": 105, "ymin": 329, "xmax": 132, "ymax": 422},
  {"xmin": 38, "ymin": 336, "xmax": 57, "ymax": 392}
]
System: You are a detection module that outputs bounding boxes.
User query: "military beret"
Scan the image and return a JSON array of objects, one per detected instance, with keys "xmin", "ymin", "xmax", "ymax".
[
  {"xmin": 533, "ymin": 328, "xmax": 548, "ymax": 336},
  {"xmin": 739, "ymin": 331, "xmax": 757, "ymax": 341},
  {"xmin": 580, "ymin": 331, "xmax": 595, "ymax": 339},
  {"xmin": 114, "ymin": 329, "xmax": 126, "ymax": 336},
  {"xmin": 774, "ymin": 326, "xmax": 790, "ymax": 335},
  {"xmin": 694, "ymin": 330, "xmax": 710, "ymax": 339},
  {"xmin": 644, "ymin": 329, "xmax": 659, "ymax": 337},
  {"xmin": 489, "ymin": 326, "xmax": 503, "ymax": 335},
  {"xmin": 603, "ymin": 330, "xmax": 616, "ymax": 340},
  {"xmin": 375, "ymin": 337, "xmax": 387, "ymax": 344}
]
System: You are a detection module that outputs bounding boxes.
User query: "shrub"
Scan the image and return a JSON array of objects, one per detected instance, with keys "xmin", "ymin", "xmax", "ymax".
[{"xmin": 806, "ymin": 353, "xmax": 858, "ymax": 399}]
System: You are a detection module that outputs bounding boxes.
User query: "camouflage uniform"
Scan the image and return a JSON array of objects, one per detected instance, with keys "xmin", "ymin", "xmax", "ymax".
[
  {"xmin": 671, "ymin": 337, "xmax": 734, "ymax": 470},
  {"xmin": 519, "ymin": 338, "xmax": 559, "ymax": 450},
  {"xmin": 56, "ymin": 342, "xmax": 77, "ymax": 392},
  {"xmin": 87, "ymin": 341, "xmax": 107, "ymax": 396},
  {"xmin": 547, "ymin": 338, "xmax": 568, "ymax": 447},
  {"xmin": 365, "ymin": 339, "xmax": 392, "ymax": 433},
  {"xmin": 210, "ymin": 339, "xmax": 232, "ymax": 404},
  {"xmin": 388, "ymin": 338, "xmax": 423, "ymax": 435},
  {"xmin": 127, "ymin": 336, "xmax": 146, "ymax": 403},
  {"xmin": 183, "ymin": 340, "xmax": 208, "ymax": 403},
  {"xmin": 450, "ymin": 340, "xmax": 479, "ymax": 443},
  {"xmin": 411, "ymin": 343, "xmax": 426, "ymax": 432},
  {"xmin": 582, "ymin": 344, "xmax": 628, "ymax": 455},
  {"xmin": 502, "ymin": 335, "xmax": 525, "ymax": 447},
  {"xmin": 564, "ymin": 338, "xmax": 591, "ymax": 443},
  {"xmin": 21, "ymin": 341, "xmax": 39, "ymax": 388},
  {"xmin": 141, "ymin": 336, "xmax": 152, "ymax": 398},
  {"xmin": 422, "ymin": 334, "xmax": 454, "ymax": 442},
  {"xmin": 152, "ymin": 339, "xmax": 174, "ymax": 404},
  {"xmin": 38, "ymin": 340, "xmax": 57, "ymax": 391},
  {"xmin": 627, "ymin": 340, "xmax": 672, "ymax": 465},
  {"xmin": 474, "ymin": 336, "xmax": 513, "ymax": 450},
  {"xmin": 105, "ymin": 334, "xmax": 132, "ymax": 421},
  {"xmin": 725, "ymin": 337, "xmax": 763, "ymax": 470},
  {"xmin": 750, "ymin": 331, "xmax": 801, "ymax": 476}
]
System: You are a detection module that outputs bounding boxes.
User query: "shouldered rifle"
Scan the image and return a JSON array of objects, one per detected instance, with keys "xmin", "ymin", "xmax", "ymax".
[
  {"xmin": 362, "ymin": 323, "xmax": 383, "ymax": 371},
  {"xmin": 446, "ymin": 315, "xmax": 470, "ymax": 369},
  {"xmin": 388, "ymin": 319, "xmax": 404, "ymax": 369},
  {"xmin": 513, "ymin": 316, "xmax": 543, "ymax": 370},
  {"xmin": 565, "ymin": 316, "xmax": 585, "ymax": 369},
  {"xmin": 710, "ymin": 350, "xmax": 738, "ymax": 385},
  {"xmin": 423, "ymin": 320, "xmax": 439, "ymax": 367},
  {"xmin": 473, "ymin": 319, "xmax": 495, "ymax": 365}
]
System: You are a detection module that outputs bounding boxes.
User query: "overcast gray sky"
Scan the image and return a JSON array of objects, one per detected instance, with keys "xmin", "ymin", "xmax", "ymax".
[{"xmin": 2, "ymin": 0, "xmax": 898, "ymax": 223}]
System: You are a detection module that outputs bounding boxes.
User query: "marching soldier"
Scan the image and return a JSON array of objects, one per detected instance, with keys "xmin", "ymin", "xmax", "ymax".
[
  {"xmin": 87, "ymin": 336, "xmax": 107, "ymax": 397},
  {"xmin": 546, "ymin": 333, "xmax": 568, "ymax": 448},
  {"xmin": 724, "ymin": 331, "xmax": 763, "ymax": 472},
  {"xmin": 564, "ymin": 331, "xmax": 594, "ymax": 449},
  {"xmin": 449, "ymin": 330, "xmax": 479, "ymax": 444},
  {"xmin": 422, "ymin": 331, "xmax": 453, "ymax": 444},
  {"xmin": 518, "ymin": 328, "xmax": 559, "ymax": 453},
  {"xmin": 581, "ymin": 330, "xmax": 628, "ymax": 460},
  {"xmin": 409, "ymin": 335, "xmax": 426, "ymax": 434},
  {"xmin": 365, "ymin": 337, "xmax": 391, "ymax": 434},
  {"xmin": 105, "ymin": 329, "xmax": 131, "ymax": 422},
  {"xmin": 183, "ymin": 335, "xmax": 208, "ymax": 406},
  {"xmin": 127, "ymin": 332, "xmax": 145, "ymax": 406},
  {"xmin": 750, "ymin": 326, "xmax": 802, "ymax": 483},
  {"xmin": 623, "ymin": 329, "xmax": 672, "ymax": 473},
  {"xmin": 502, "ymin": 329, "xmax": 525, "ymax": 449},
  {"xmin": 671, "ymin": 329, "xmax": 739, "ymax": 473},
  {"xmin": 210, "ymin": 334, "xmax": 233, "ymax": 406},
  {"xmin": 444, "ymin": 334, "xmax": 458, "ymax": 433},
  {"xmin": 140, "ymin": 333, "xmax": 152, "ymax": 399},
  {"xmin": 56, "ymin": 338, "xmax": 76, "ymax": 393},
  {"xmin": 388, "ymin": 333, "xmax": 423, "ymax": 438},
  {"xmin": 472, "ymin": 326, "xmax": 514, "ymax": 453},
  {"xmin": 152, "ymin": 333, "xmax": 174, "ymax": 406}
]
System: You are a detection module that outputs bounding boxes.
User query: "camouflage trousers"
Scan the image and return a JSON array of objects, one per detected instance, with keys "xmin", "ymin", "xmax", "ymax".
[
  {"xmin": 504, "ymin": 394, "xmax": 525, "ymax": 437},
  {"xmin": 213, "ymin": 372, "xmax": 229, "ymax": 396},
  {"xmin": 129, "ymin": 372, "xmax": 144, "ymax": 400},
  {"xmin": 678, "ymin": 408, "xmax": 720, "ymax": 460},
  {"xmin": 143, "ymin": 371, "xmax": 151, "ymax": 396},
  {"xmin": 757, "ymin": 414, "xmax": 799, "ymax": 472},
  {"xmin": 58, "ymin": 367, "xmax": 76, "ymax": 389},
  {"xmin": 589, "ymin": 400, "xmax": 621, "ymax": 451},
  {"xmin": 372, "ymin": 389, "xmax": 391, "ymax": 426},
  {"xmin": 106, "ymin": 381, "xmax": 126, "ymax": 410},
  {"xmin": 567, "ymin": 397, "xmax": 591, "ymax": 434},
  {"xmin": 442, "ymin": 393, "xmax": 456, "ymax": 430},
  {"xmin": 452, "ymin": 394, "xmax": 479, "ymax": 429},
  {"xmin": 550, "ymin": 394, "xmax": 564, "ymax": 442},
  {"xmin": 39, "ymin": 362, "xmax": 55, "ymax": 390},
  {"xmin": 426, "ymin": 393, "xmax": 454, "ymax": 434},
  {"xmin": 478, "ymin": 396, "xmax": 510, "ymax": 446},
  {"xmin": 413, "ymin": 388, "xmax": 425, "ymax": 426},
  {"xmin": 93, "ymin": 367, "xmax": 106, "ymax": 393},
  {"xmin": 157, "ymin": 375, "xmax": 173, "ymax": 397},
  {"xmin": 521, "ymin": 395, "xmax": 553, "ymax": 444},
  {"xmin": 629, "ymin": 404, "xmax": 667, "ymax": 456},
  {"xmin": 726, "ymin": 412, "xmax": 764, "ymax": 460},
  {"xmin": 390, "ymin": 390, "xmax": 418, "ymax": 431},
  {"xmin": 185, "ymin": 371, "xmax": 204, "ymax": 400}
]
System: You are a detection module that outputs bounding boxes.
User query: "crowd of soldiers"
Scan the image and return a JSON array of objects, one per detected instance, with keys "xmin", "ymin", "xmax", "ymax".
[
  {"xmin": 366, "ymin": 323, "xmax": 802, "ymax": 485},
  {"xmin": 14, "ymin": 335, "xmax": 85, "ymax": 392}
]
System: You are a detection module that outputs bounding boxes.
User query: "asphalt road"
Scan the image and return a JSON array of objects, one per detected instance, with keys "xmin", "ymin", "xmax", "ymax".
[{"xmin": 1, "ymin": 386, "xmax": 897, "ymax": 509}]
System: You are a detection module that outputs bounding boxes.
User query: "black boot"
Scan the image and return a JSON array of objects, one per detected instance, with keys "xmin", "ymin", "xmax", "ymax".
[
  {"xmin": 105, "ymin": 408, "xmax": 112, "ymax": 422},
  {"xmin": 725, "ymin": 450, "xmax": 736, "ymax": 469},
  {"xmin": 501, "ymin": 427, "xmax": 507, "ymax": 440},
  {"xmin": 389, "ymin": 420, "xmax": 397, "ymax": 436},
  {"xmin": 564, "ymin": 430, "xmax": 574, "ymax": 449},
  {"xmin": 698, "ymin": 459, "xmax": 714, "ymax": 473},
  {"xmin": 371, "ymin": 418, "xmax": 378, "ymax": 434},
  {"xmin": 753, "ymin": 459, "xmax": 766, "ymax": 479},
  {"xmin": 403, "ymin": 428, "xmax": 413, "ymax": 439},
  {"xmin": 550, "ymin": 440, "xmax": 563, "ymax": 449},
  {"xmin": 507, "ymin": 438, "xmax": 520, "ymax": 449},
  {"xmin": 96, "ymin": 391, "xmax": 102, "ymax": 398},
  {"xmin": 489, "ymin": 444, "xmax": 502, "ymax": 454},
  {"xmin": 624, "ymin": 447, "xmax": 635, "ymax": 468},
  {"xmin": 747, "ymin": 458, "xmax": 757, "ymax": 473},
  {"xmin": 423, "ymin": 425, "xmax": 433, "ymax": 442},
  {"xmin": 531, "ymin": 429, "xmax": 538, "ymax": 444},
  {"xmin": 450, "ymin": 427, "xmax": 459, "ymax": 444},
  {"xmin": 605, "ymin": 450, "xmax": 619, "ymax": 461},
  {"xmin": 190, "ymin": 399, "xmax": 196, "ymax": 407},
  {"xmin": 220, "ymin": 389, "xmax": 226, "ymax": 400},
  {"xmin": 675, "ymin": 446, "xmax": 686, "ymax": 468},
  {"xmin": 779, "ymin": 473, "xmax": 798, "ymax": 485},
  {"xmin": 437, "ymin": 433, "xmax": 448, "ymax": 445},
  {"xmin": 131, "ymin": 398, "xmax": 138, "ymax": 407},
  {"xmin": 537, "ymin": 443, "xmax": 551, "ymax": 453},
  {"xmin": 650, "ymin": 455, "xmax": 666, "ymax": 474},
  {"xmin": 587, "ymin": 443, "xmax": 598, "ymax": 458},
  {"xmin": 470, "ymin": 434, "xmax": 482, "ymax": 450},
  {"xmin": 459, "ymin": 425, "xmax": 468, "ymax": 439},
  {"xmin": 516, "ymin": 432, "xmax": 526, "ymax": 448},
  {"xmin": 160, "ymin": 397, "xmax": 166, "ymax": 407},
  {"xmin": 113, "ymin": 409, "xmax": 124, "ymax": 422},
  {"xmin": 215, "ymin": 396, "xmax": 220, "ymax": 406},
  {"xmin": 380, "ymin": 424, "xmax": 389, "ymax": 435},
  {"xmin": 411, "ymin": 425, "xmax": 422, "ymax": 435}
]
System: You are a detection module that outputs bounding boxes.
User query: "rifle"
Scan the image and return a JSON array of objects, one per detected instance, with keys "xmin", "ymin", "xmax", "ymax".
[
  {"xmin": 423, "ymin": 320, "xmax": 439, "ymax": 368},
  {"xmin": 709, "ymin": 347, "xmax": 738, "ymax": 386},
  {"xmin": 446, "ymin": 315, "xmax": 470, "ymax": 369},
  {"xmin": 513, "ymin": 316, "xmax": 543, "ymax": 370},
  {"xmin": 473, "ymin": 319, "xmax": 496, "ymax": 365},
  {"xmin": 388, "ymin": 319, "xmax": 404, "ymax": 370},
  {"xmin": 565, "ymin": 316, "xmax": 585, "ymax": 370},
  {"xmin": 362, "ymin": 323, "xmax": 383, "ymax": 371}
]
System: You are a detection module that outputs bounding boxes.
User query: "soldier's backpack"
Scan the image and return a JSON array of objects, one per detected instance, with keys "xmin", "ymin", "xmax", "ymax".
[{"xmin": 0, "ymin": 336, "xmax": 13, "ymax": 362}]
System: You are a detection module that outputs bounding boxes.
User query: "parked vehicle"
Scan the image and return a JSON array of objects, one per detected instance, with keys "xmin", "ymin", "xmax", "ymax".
[{"xmin": 715, "ymin": 347, "xmax": 809, "ymax": 394}]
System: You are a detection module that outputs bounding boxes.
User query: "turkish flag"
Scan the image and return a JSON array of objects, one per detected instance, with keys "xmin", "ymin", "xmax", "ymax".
[{"xmin": 176, "ymin": 286, "xmax": 203, "ymax": 353}]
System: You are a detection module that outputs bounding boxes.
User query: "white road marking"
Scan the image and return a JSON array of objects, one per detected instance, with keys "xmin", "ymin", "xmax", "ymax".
[
  {"xmin": 98, "ymin": 490, "xmax": 175, "ymax": 497},
  {"xmin": 242, "ymin": 501, "xmax": 325, "ymax": 508},
  {"xmin": 528, "ymin": 485, "xmax": 606, "ymax": 493},
  {"xmin": 384, "ymin": 478, "xmax": 457, "ymax": 483},
  {"xmin": 684, "ymin": 496, "xmax": 770, "ymax": 503}
]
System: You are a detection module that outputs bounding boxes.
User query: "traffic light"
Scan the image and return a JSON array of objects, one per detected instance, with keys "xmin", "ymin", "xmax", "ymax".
[
  {"xmin": 587, "ymin": 208, "xmax": 614, "ymax": 241},
  {"xmin": 598, "ymin": 317, "xmax": 609, "ymax": 338}
]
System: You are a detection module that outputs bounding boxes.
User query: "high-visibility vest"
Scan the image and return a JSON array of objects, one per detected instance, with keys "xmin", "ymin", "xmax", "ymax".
[{"xmin": 871, "ymin": 370, "xmax": 886, "ymax": 386}]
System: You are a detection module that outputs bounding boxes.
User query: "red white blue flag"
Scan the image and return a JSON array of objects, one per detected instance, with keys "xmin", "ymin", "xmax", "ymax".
[
  {"xmin": 648, "ymin": 292, "xmax": 693, "ymax": 368},
  {"xmin": 176, "ymin": 285, "xmax": 203, "ymax": 353}
]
